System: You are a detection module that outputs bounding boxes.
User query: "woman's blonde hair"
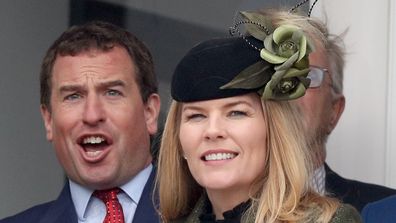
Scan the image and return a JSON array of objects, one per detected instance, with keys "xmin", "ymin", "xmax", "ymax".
[
  {"xmin": 156, "ymin": 101, "xmax": 203, "ymax": 220},
  {"xmin": 156, "ymin": 9, "xmax": 340, "ymax": 223}
]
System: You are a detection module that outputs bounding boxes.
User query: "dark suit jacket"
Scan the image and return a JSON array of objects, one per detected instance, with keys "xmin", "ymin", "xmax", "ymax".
[
  {"xmin": 0, "ymin": 169, "xmax": 160, "ymax": 223},
  {"xmin": 361, "ymin": 194, "xmax": 396, "ymax": 223},
  {"xmin": 325, "ymin": 163, "xmax": 396, "ymax": 212}
]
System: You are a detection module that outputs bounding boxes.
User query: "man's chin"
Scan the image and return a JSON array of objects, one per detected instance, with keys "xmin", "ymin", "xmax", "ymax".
[{"xmin": 75, "ymin": 173, "xmax": 120, "ymax": 190}]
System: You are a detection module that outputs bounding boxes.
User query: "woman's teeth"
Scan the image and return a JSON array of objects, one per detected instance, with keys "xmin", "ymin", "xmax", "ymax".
[{"xmin": 205, "ymin": 153, "xmax": 236, "ymax": 161}]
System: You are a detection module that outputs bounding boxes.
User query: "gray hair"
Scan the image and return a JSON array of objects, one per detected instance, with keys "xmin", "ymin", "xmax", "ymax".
[{"xmin": 325, "ymin": 33, "xmax": 345, "ymax": 95}]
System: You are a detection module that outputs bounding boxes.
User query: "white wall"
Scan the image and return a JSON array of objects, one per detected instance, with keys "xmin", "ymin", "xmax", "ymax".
[
  {"xmin": 386, "ymin": 0, "xmax": 396, "ymax": 187},
  {"xmin": 0, "ymin": 0, "xmax": 68, "ymax": 218},
  {"xmin": 312, "ymin": 0, "xmax": 395, "ymax": 188}
]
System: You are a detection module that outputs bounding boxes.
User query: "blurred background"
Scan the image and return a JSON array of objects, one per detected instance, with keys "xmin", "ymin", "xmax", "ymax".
[{"xmin": 0, "ymin": 0, "xmax": 395, "ymax": 218}]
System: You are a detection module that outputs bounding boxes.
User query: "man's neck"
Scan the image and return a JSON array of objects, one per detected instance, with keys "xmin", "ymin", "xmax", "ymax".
[{"xmin": 312, "ymin": 144, "xmax": 326, "ymax": 169}]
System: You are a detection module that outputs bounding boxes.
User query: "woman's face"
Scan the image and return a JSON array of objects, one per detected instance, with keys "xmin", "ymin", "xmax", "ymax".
[{"xmin": 179, "ymin": 93, "xmax": 267, "ymax": 194}]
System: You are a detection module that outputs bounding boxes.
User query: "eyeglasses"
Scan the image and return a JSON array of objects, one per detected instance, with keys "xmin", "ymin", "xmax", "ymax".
[{"xmin": 307, "ymin": 66, "xmax": 328, "ymax": 88}]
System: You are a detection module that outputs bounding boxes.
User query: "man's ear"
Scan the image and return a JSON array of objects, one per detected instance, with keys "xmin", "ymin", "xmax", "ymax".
[
  {"xmin": 327, "ymin": 94, "xmax": 345, "ymax": 134},
  {"xmin": 40, "ymin": 105, "xmax": 53, "ymax": 141},
  {"xmin": 144, "ymin": 93, "xmax": 161, "ymax": 135}
]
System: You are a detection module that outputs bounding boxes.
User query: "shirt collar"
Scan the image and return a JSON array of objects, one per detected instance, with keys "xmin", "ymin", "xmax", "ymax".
[
  {"xmin": 120, "ymin": 164, "xmax": 152, "ymax": 204},
  {"xmin": 311, "ymin": 164, "xmax": 326, "ymax": 195},
  {"xmin": 69, "ymin": 164, "xmax": 153, "ymax": 221}
]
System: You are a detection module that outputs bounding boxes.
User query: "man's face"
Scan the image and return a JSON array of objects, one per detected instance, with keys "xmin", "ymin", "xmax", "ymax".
[
  {"xmin": 295, "ymin": 46, "xmax": 344, "ymax": 163},
  {"xmin": 41, "ymin": 46, "xmax": 160, "ymax": 189}
]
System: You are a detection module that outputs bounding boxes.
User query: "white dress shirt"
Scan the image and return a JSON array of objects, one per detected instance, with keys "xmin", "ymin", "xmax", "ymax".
[
  {"xmin": 69, "ymin": 164, "xmax": 152, "ymax": 223},
  {"xmin": 311, "ymin": 164, "xmax": 326, "ymax": 195}
]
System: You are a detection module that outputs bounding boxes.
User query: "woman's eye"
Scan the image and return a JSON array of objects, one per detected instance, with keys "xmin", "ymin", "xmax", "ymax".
[
  {"xmin": 186, "ymin": 113, "xmax": 206, "ymax": 121},
  {"xmin": 229, "ymin": 110, "xmax": 247, "ymax": 117},
  {"xmin": 64, "ymin": 93, "xmax": 81, "ymax": 101}
]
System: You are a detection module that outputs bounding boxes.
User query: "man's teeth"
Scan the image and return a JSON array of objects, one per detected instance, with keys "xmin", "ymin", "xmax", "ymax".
[
  {"xmin": 83, "ymin": 136, "xmax": 105, "ymax": 144},
  {"xmin": 82, "ymin": 136, "xmax": 106, "ymax": 158},
  {"xmin": 205, "ymin": 153, "xmax": 236, "ymax": 161},
  {"xmin": 86, "ymin": 150, "xmax": 103, "ymax": 157}
]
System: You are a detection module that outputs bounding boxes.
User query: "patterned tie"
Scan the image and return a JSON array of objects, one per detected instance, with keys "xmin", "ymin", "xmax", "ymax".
[{"xmin": 93, "ymin": 188, "xmax": 125, "ymax": 223}]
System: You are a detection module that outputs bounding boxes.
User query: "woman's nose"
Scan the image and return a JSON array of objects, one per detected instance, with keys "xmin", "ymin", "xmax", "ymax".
[{"xmin": 203, "ymin": 116, "xmax": 227, "ymax": 140}]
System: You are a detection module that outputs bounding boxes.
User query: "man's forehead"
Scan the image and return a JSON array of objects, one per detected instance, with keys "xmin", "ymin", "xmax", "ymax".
[
  {"xmin": 52, "ymin": 48, "xmax": 135, "ymax": 82},
  {"xmin": 56, "ymin": 75, "xmax": 126, "ymax": 87}
]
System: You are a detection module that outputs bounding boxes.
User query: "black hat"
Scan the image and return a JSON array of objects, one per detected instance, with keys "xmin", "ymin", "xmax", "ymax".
[
  {"xmin": 171, "ymin": 11, "xmax": 313, "ymax": 103},
  {"xmin": 171, "ymin": 37, "xmax": 268, "ymax": 102}
]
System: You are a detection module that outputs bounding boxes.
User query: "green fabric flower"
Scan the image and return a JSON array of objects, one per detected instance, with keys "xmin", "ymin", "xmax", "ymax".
[
  {"xmin": 221, "ymin": 11, "xmax": 314, "ymax": 101},
  {"xmin": 260, "ymin": 24, "xmax": 313, "ymax": 100}
]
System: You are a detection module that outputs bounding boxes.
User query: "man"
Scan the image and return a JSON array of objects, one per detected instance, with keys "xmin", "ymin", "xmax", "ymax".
[
  {"xmin": 0, "ymin": 21, "xmax": 161, "ymax": 222},
  {"xmin": 296, "ymin": 22, "xmax": 396, "ymax": 212},
  {"xmin": 361, "ymin": 194, "xmax": 396, "ymax": 222}
]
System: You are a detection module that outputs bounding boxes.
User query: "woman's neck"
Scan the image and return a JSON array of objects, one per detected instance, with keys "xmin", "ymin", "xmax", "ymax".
[{"xmin": 206, "ymin": 186, "xmax": 250, "ymax": 220}]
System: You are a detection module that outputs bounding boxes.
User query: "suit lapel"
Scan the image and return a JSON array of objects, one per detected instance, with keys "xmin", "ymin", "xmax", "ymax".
[
  {"xmin": 325, "ymin": 163, "xmax": 354, "ymax": 200},
  {"xmin": 36, "ymin": 170, "xmax": 160, "ymax": 223},
  {"xmin": 39, "ymin": 183, "xmax": 78, "ymax": 223},
  {"xmin": 132, "ymin": 168, "xmax": 160, "ymax": 223}
]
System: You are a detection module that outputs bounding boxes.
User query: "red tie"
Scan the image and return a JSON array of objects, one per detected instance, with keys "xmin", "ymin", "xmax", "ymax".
[{"xmin": 93, "ymin": 188, "xmax": 125, "ymax": 223}]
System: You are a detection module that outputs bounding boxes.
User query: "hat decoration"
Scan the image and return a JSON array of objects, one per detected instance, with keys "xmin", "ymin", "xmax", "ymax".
[{"xmin": 221, "ymin": 10, "xmax": 315, "ymax": 100}]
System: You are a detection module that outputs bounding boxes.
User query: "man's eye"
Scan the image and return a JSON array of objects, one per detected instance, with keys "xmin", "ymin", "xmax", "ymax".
[
  {"xmin": 64, "ymin": 93, "xmax": 81, "ymax": 101},
  {"xmin": 106, "ymin": 89, "xmax": 122, "ymax": 97}
]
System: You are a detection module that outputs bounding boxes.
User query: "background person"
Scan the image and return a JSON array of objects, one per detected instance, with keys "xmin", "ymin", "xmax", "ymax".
[
  {"xmin": 0, "ymin": 21, "xmax": 161, "ymax": 223},
  {"xmin": 294, "ymin": 9, "xmax": 396, "ymax": 212},
  {"xmin": 361, "ymin": 195, "xmax": 396, "ymax": 223}
]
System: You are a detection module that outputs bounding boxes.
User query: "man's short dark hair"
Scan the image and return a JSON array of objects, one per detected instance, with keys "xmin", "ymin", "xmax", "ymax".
[{"xmin": 40, "ymin": 21, "xmax": 157, "ymax": 109}]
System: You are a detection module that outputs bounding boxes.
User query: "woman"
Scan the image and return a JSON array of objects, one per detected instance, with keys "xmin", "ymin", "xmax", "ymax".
[{"xmin": 156, "ymin": 9, "xmax": 361, "ymax": 223}]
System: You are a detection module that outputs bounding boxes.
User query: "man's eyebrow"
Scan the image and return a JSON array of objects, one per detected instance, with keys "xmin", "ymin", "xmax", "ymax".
[
  {"xmin": 97, "ymin": 80, "xmax": 126, "ymax": 89},
  {"xmin": 59, "ymin": 80, "xmax": 126, "ymax": 92},
  {"xmin": 59, "ymin": 84, "xmax": 83, "ymax": 93}
]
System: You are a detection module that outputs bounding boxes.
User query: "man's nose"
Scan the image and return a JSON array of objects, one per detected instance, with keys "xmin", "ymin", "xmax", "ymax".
[{"xmin": 82, "ymin": 94, "xmax": 105, "ymax": 126}]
